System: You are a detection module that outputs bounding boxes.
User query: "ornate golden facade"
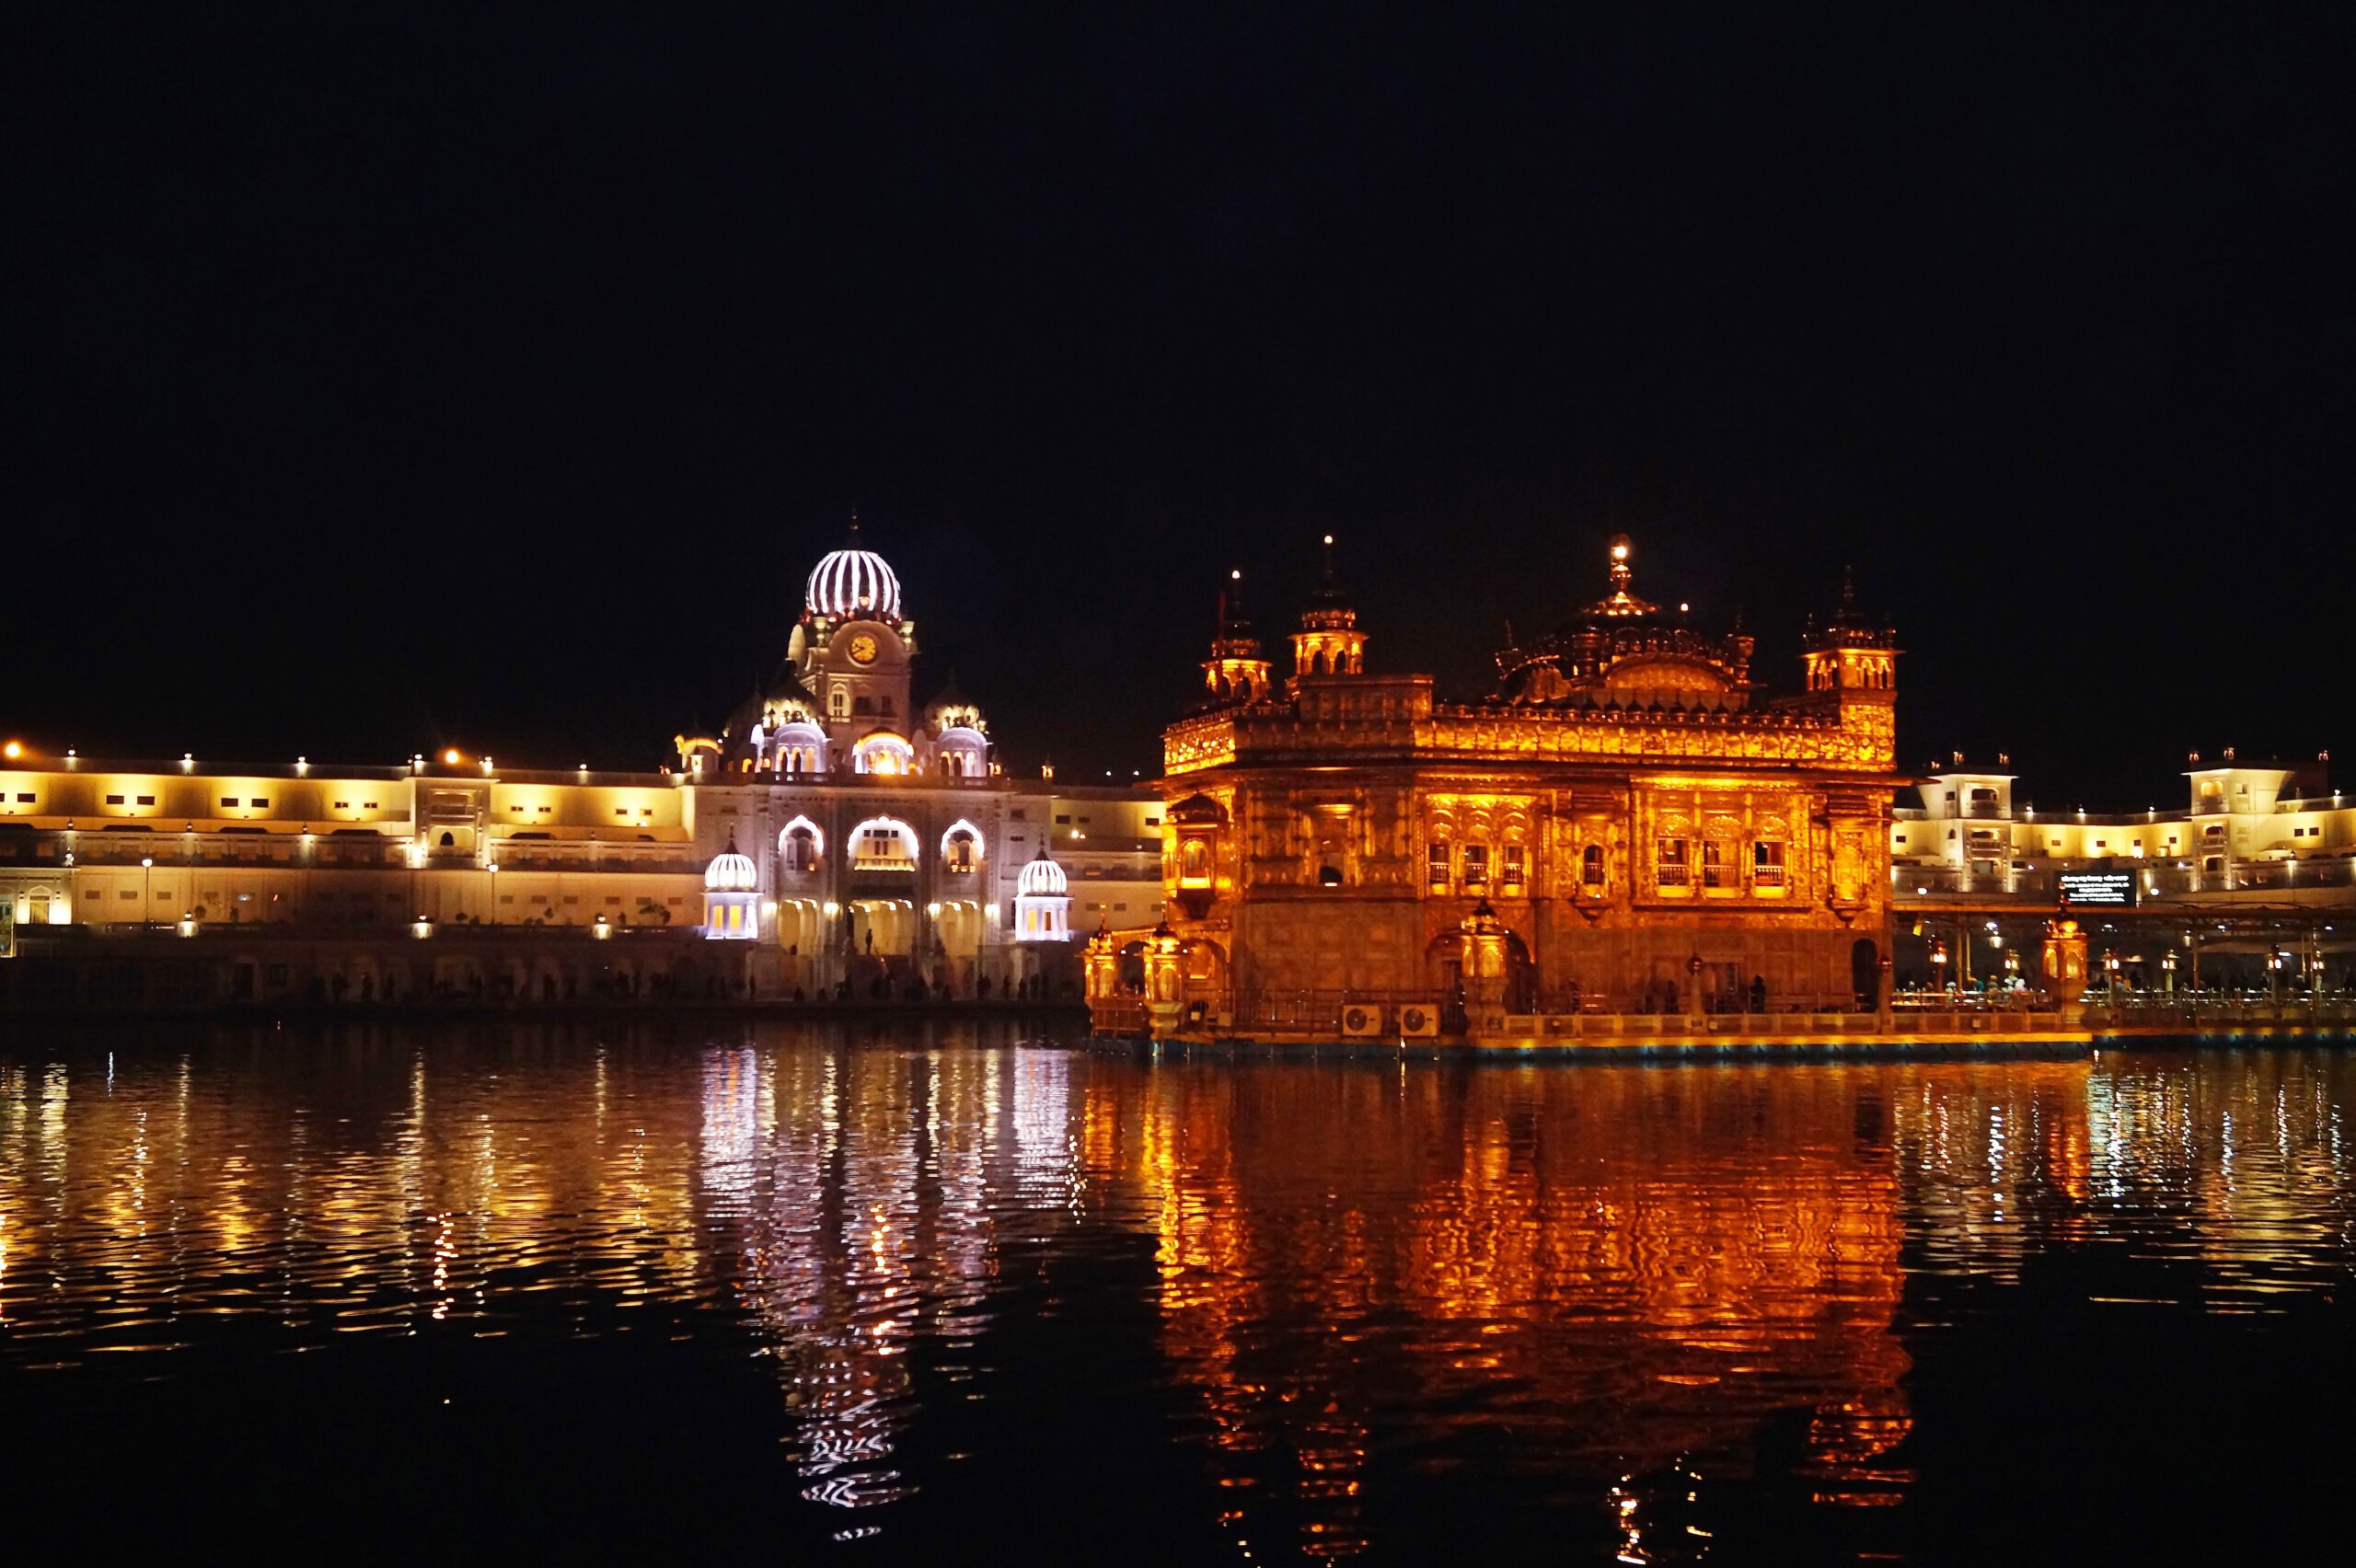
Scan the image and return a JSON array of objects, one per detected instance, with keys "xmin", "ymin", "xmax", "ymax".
[{"xmin": 1147, "ymin": 538, "xmax": 1904, "ymax": 1028}]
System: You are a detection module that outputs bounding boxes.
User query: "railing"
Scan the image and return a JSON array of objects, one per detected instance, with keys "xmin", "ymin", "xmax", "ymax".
[
  {"xmin": 1088, "ymin": 997, "xmax": 1149, "ymax": 1034},
  {"xmin": 1893, "ymin": 989, "xmax": 2053, "ymax": 1011},
  {"xmin": 1897, "ymin": 858, "xmax": 2356, "ymax": 900},
  {"xmin": 2085, "ymin": 997, "xmax": 2356, "ymax": 1030}
]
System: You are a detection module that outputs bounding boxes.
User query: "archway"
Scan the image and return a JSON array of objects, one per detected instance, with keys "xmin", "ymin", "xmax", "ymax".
[
  {"xmin": 1852, "ymin": 937, "xmax": 1883, "ymax": 1010},
  {"xmin": 779, "ymin": 816, "xmax": 825, "ymax": 873},
  {"xmin": 940, "ymin": 819, "xmax": 984, "ymax": 875},
  {"xmin": 848, "ymin": 816, "xmax": 919, "ymax": 870}
]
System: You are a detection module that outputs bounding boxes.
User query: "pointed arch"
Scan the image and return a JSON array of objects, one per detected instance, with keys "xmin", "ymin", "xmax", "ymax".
[
  {"xmin": 940, "ymin": 818, "xmax": 984, "ymax": 871},
  {"xmin": 779, "ymin": 816, "xmax": 825, "ymax": 873}
]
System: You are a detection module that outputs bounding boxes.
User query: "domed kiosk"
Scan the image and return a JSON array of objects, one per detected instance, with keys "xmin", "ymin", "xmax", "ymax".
[
  {"xmin": 1013, "ymin": 847, "xmax": 1071, "ymax": 942},
  {"xmin": 703, "ymin": 839, "xmax": 760, "ymax": 940}
]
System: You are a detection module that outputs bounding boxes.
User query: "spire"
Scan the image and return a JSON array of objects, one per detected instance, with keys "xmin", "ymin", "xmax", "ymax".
[
  {"xmin": 1205, "ymin": 567, "xmax": 1273, "ymax": 702},
  {"xmin": 1301, "ymin": 533, "xmax": 1357, "ymax": 629},
  {"xmin": 1585, "ymin": 533, "xmax": 1660, "ymax": 618},
  {"xmin": 1212, "ymin": 569, "xmax": 1259, "ymax": 650}
]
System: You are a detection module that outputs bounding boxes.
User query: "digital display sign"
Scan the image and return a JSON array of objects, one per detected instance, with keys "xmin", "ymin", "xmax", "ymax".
[{"xmin": 2058, "ymin": 870, "xmax": 2137, "ymax": 907}]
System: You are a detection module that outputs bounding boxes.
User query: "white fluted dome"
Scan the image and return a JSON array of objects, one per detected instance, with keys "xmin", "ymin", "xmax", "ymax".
[
  {"xmin": 805, "ymin": 545, "xmax": 902, "ymax": 621},
  {"xmin": 1017, "ymin": 849, "xmax": 1068, "ymax": 895},
  {"xmin": 705, "ymin": 847, "xmax": 759, "ymax": 891}
]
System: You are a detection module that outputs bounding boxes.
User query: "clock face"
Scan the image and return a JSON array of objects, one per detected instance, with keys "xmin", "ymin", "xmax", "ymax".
[{"xmin": 848, "ymin": 633, "xmax": 878, "ymax": 665}]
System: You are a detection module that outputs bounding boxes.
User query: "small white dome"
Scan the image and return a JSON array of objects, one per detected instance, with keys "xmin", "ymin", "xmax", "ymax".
[
  {"xmin": 806, "ymin": 543, "xmax": 902, "ymax": 621},
  {"xmin": 705, "ymin": 847, "xmax": 759, "ymax": 891},
  {"xmin": 1018, "ymin": 849, "xmax": 1068, "ymax": 895}
]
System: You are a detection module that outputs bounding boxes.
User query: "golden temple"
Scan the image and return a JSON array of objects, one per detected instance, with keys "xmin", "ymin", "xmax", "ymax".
[{"xmin": 1098, "ymin": 536, "xmax": 1910, "ymax": 1038}]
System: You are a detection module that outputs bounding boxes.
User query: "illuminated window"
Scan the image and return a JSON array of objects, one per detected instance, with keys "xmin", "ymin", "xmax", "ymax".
[
  {"xmin": 1753, "ymin": 841, "xmax": 1786, "ymax": 887},
  {"xmin": 1179, "ymin": 838, "xmax": 1211, "ymax": 883},
  {"xmin": 1461, "ymin": 845, "xmax": 1488, "ymax": 887},
  {"xmin": 1426, "ymin": 842, "xmax": 1450, "ymax": 889},
  {"xmin": 1701, "ymin": 841, "xmax": 1727, "ymax": 888},
  {"xmin": 1656, "ymin": 836, "xmax": 1689, "ymax": 887},
  {"xmin": 1500, "ymin": 844, "xmax": 1525, "ymax": 891},
  {"xmin": 829, "ymin": 688, "xmax": 848, "ymax": 718},
  {"xmin": 1581, "ymin": 845, "xmax": 1604, "ymax": 887}
]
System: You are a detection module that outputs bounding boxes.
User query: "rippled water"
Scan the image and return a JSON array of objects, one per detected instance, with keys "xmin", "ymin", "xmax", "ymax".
[{"xmin": 3, "ymin": 1022, "xmax": 2351, "ymax": 1563}]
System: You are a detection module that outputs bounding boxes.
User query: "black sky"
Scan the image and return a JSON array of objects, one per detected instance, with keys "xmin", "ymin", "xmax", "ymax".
[{"xmin": 8, "ymin": 4, "xmax": 2351, "ymax": 806}]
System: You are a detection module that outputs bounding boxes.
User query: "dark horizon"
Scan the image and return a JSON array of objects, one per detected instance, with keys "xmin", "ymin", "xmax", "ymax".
[{"xmin": 10, "ymin": 7, "xmax": 2350, "ymax": 806}]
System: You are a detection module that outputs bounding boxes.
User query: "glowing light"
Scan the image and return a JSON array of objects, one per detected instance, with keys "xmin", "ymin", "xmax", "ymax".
[
  {"xmin": 1, "ymin": 741, "xmax": 19, "ymax": 760},
  {"xmin": 444, "ymin": 749, "xmax": 461, "ymax": 766}
]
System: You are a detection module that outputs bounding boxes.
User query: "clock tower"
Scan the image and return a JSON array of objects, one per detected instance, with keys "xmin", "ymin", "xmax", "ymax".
[{"xmin": 791, "ymin": 525, "xmax": 918, "ymax": 754}]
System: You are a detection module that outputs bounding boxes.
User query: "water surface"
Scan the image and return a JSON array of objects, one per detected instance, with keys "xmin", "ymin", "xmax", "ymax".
[{"xmin": 3, "ymin": 1022, "xmax": 2350, "ymax": 1563}]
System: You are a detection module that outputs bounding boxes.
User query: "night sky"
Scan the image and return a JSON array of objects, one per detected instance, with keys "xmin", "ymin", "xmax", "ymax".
[{"xmin": 10, "ymin": 6, "xmax": 2351, "ymax": 807}]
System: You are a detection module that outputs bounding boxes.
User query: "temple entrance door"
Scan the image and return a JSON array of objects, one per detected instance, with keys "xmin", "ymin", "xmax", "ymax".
[
  {"xmin": 1505, "ymin": 932, "xmax": 1538, "ymax": 1013},
  {"xmin": 1707, "ymin": 961, "xmax": 1742, "ymax": 1012},
  {"xmin": 1851, "ymin": 938, "xmax": 1882, "ymax": 1009}
]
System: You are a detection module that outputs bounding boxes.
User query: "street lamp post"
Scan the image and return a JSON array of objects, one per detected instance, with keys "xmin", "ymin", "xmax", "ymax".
[
  {"xmin": 2103, "ymin": 950, "xmax": 2122, "ymax": 1002},
  {"xmin": 140, "ymin": 857, "xmax": 153, "ymax": 931},
  {"xmin": 2161, "ymin": 948, "xmax": 2177, "ymax": 995},
  {"xmin": 1930, "ymin": 938, "xmax": 1948, "ymax": 995}
]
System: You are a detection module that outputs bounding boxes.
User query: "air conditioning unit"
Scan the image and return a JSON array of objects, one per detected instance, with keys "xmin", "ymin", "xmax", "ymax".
[
  {"xmin": 1339, "ymin": 1003, "xmax": 1383, "ymax": 1038},
  {"xmin": 1397, "ymin": 1001, "xmax": 1440, "ymax": 1039}
]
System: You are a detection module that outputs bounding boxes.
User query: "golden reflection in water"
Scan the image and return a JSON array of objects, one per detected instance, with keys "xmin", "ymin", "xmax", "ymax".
[
  {"xmin": 8, "ymin": 1035, "xmax": 2356, "ymax": 1560},
  {"xmin": 1086, "ymin": 1063, "xmax": 2097, "ymax": 1560}
]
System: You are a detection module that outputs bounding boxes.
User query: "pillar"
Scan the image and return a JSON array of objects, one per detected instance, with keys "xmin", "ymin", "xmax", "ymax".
[
  {"xmin": 2043, "ymin": 916, "xmax": 2090, "ymax": 1029},
  {"xmin": 1143, "ymin": 922, "xmax": 1186, "ymax": 1039}
]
